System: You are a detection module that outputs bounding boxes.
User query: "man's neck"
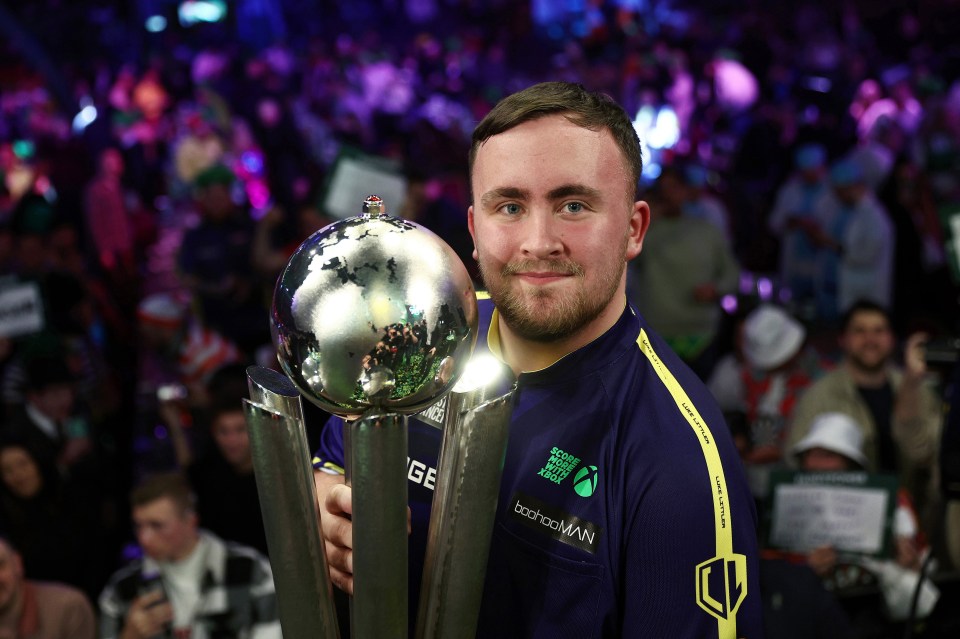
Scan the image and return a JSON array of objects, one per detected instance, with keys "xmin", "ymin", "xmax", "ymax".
[
  {"xmin": 497, "ymin": 296, "xmax": 626, "ymax": 375},
  {"xmin": 844, "ymin": 359, "xmax": 889, "ymax": 388},
  {"xmin": 170, "ymin": 534, "xmax": 202, "ymax": 564}
]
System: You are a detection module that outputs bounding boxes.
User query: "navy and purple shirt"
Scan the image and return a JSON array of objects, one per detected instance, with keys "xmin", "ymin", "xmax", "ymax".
[{"xmin": 314, "ymin": 297, "xmax": 763, "ymax": 638}]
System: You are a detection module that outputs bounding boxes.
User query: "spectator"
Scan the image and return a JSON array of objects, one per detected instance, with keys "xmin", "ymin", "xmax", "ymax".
[
  {"xmin": 682, "ymin": 163, "xmax": 732, "ymax": 247},
  {"xmin": 708, "ymin": 303, "xmax": 830, "ymax": 496},
  {"xmin": 5, "ymin": 354, "xmax": 93, "ymax": 478},
  {"xmin": 176, "ymin": 164, "xmax": 269, "ymax": 353},
  {"xmin": 83, "ymin": 148, "xmax": 134, "ymax": 279},
  {"xmin": 628, "ymin": 166, "xmax": 740, "ymax": 378},
  {"xmin": 785, "ymin": 300, "xmax": 941, "ymax": 514},
  {"xmin": 0, "ymin": 440, "xmax": 106, "ymax": 602},
  {"xmin": 767, "ymin": 144, "xmax": 830, "ymax": 318},
  {"xmin": 98, "ymin": 472, "xmax": 280, "ymax": 639},
  {"xmin": 810, "ymin": 159, "xmax": 894, "ymax": 320},
  {"xmin": 136, "ymin": 293, "xmax": 244, "ymax": 405},
  {"xmin": 183, "ymin": 364, "xmax": 269, "ymax": 556},
  {"xmin": 790, "ymin": 412, "xmax": 939, "ymax": 622},
  {"xmin": 0, "ymin": 535, "xmax": 96, "ymax": 639}
]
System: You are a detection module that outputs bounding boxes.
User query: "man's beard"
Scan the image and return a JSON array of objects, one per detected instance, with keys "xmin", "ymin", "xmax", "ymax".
[
  {"xmin": 847, "ymin": 350, "xmax": 889, "ymax": 375},
  {"xmin": 479, "ymin": 253, "xmax": 625, "ymax": 343}
]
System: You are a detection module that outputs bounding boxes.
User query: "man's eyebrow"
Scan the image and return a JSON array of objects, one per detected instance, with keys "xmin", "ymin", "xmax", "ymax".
[
  {"xmin": 547, "ymin": 184, "xmax": 603, "ymax": 200},
  {"xmin": 480, "ymin": 187, "xmax": 529, "ymax": 208}
]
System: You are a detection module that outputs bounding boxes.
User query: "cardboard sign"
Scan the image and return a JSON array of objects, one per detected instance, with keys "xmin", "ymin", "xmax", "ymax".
[
  {"xmin": 321, "ymin": 148, "xmax": 408, "ymax": 219},
  {"xmin": 765, "ymin": 470, "xmax": 898, "ymax": 557},
  {"xmin": 0, "ymin": 282, "xmax": 44, "ymax": 338}
]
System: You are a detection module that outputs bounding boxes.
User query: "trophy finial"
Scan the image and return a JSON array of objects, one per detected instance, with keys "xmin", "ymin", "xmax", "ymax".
[{"xmin": 362, "ymin": 194, "xmax": 385, "ymax": 216}]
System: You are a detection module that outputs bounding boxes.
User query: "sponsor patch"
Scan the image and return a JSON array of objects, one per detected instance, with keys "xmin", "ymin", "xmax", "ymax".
[{"xmin": 509, "ymin": 492, "xmax": 602, "ymax": 554}]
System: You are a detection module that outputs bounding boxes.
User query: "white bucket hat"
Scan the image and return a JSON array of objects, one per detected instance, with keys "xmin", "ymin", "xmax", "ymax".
[
  {"xmin": 741, "ymin": 304, "xmax": 806, "ymax": 371},
  {"xmin": 792, "ymin": 412, "xmax": 868, "ymax": 468}
]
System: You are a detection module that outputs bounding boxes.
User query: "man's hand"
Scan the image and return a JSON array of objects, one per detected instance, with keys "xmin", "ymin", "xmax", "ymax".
[
  {"xmin": 902, "ymin": 332, "xmax": 929, "ymax": 381},
  {"xmin": 322, "ymin": 482, "xmax": 355, "ymax": 595},
  {"xmin": 806, "ymin": 545, "xmax": 837, "ymax": 577},
  {"xmin": 120, "ymin": 591, "xmax": 173, "ymax": 639},
  {"xmin": 314, "ymin": 469, "xmax": 412, "ymax": 596}
]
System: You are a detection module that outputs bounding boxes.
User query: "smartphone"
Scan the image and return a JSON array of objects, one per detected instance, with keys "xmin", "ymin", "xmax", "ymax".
[{"xmin": 139, "ymin": 571, "xmax": 169, "ymax": 607}]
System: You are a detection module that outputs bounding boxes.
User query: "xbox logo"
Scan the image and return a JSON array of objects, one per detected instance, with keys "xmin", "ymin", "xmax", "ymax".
[{"xmin": 573, "ymin": 465, "xmax": 598, "ymax": 497}]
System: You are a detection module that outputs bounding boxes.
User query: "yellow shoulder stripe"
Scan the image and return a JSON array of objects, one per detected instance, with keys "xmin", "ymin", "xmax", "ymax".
[{"xmin": 637, "ymin": 329, "xmax": 746, "ymax": 638}]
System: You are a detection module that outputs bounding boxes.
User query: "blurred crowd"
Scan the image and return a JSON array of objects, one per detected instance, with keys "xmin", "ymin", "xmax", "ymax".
[{"xmin": 1, "ymin": 1, "xmax": 960, "ymax": 637}]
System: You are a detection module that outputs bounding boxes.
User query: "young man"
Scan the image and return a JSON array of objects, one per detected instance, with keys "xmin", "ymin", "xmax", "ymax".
[
  {"xmin": 313, "ymin": 82, "xmax": 762, "ymax": 637},
  {"xmin": 0, "ymin": 536, "xmax": 95, "ymax": 639},
  {"xmin": 98, "ymin": 473, "xmax": 279, "ymax": 639},
  {"xmin": 785, "ymin": 300, "xmax": 940, "ymax": 509}
]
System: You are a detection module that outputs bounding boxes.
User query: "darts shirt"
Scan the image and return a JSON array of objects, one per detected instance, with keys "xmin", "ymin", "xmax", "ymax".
[{"xmin": 313, "ymin": 297, "xmax": 763, "ymax": 638}]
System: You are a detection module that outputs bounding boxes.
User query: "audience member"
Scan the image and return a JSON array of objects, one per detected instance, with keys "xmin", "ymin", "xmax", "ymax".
[
  {"xmin": 785, "ymin": 301, "xmax": 941, "ymax": 515},
  {"xmin": 176, "ymin": 165, "xmax": 269, "ymax": 353},
  {"xmin": 136, "ymin": 293, "xmax": 244, "ymax": 405},
  {"xmin": 628, "ymin": 167, "xmax": 740, "ymax": 378},
  {"xmin": 83, "ymin": 148, "xmax": 135, "ymax": 279},
  {"xmin": 184, "ymin": 364, "xmax": 269, "ymax": 556},
  {"xmin": 767, "ymin": 144, "xmax": 830, "ymax": 318},
  {"xmin": 810, "ymin": 160, "xmax": 894, "ymax": 320},
  {"xmin": 708, "ymin": 303, "xmax": 830, "ymax": 496},
  {"xmin": 790, "ymin": 412, "xmax": 939, "ymax": 622},
  {"xmin": 5, "ymin": 355, "xmax": 93, "ymax": 478},
  {"xmin": 98, "ymin": 472, "xmax": 280, "ymax": 639},
  {"xmin": 0, "ymin": 440, "xmax": 105, "ymax": 602},
  {"xmin": 0, "ymin": 535, "xmax": 96, "ymax": 639}
]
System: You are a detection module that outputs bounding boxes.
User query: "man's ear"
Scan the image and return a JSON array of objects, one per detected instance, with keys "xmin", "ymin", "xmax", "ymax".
[
  {"xmin": 467, "ymin": 205, "xmax": 479, "ymax": 261},
  {"xmin": 625, "ymin": 200, "xmax": 651, "ymax": 261}
]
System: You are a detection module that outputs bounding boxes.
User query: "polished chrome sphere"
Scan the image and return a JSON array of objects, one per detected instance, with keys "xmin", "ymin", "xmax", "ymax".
[{"xmin": 271, "ymin": 197, "xmax": 478, "ymax": 416}]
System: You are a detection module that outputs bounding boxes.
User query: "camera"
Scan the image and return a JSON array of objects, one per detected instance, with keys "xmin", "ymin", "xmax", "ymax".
[{"xmin": 923, "ymin": 336, "xmax": 960, "ymax": 369}]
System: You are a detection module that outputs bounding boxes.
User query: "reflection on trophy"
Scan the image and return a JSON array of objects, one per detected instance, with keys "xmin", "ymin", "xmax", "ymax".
[{"xmin": 243, "ymin": 195, "xmax": 516, "ymax": 639}]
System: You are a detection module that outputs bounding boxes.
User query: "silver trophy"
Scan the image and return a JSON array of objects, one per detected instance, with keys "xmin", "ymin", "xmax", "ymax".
[{"xmin": 245, "ymin": 196, "xmax": 514, "ymax": 639}]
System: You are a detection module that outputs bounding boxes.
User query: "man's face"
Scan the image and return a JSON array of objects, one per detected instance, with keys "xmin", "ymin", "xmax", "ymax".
[
  {"xmin": 0, "ymin": 542, "xmax": 23, "ymax": 614},
  {"xmin": 468, "ymin": 114, "xmax": 648, "ymax": 342},
  {"xmin": 801, "ymin": 448, "xmax": 853, "ymax": 472},
  {"xmin": 841, "ymin": 310, "xmax": 894, "ymax": 373},
  {"xmin": 212, "ymin": 410, "xmax": 252, "ymax": 470},
  {"xmin": 0, "ymin": 447, "xmax": 43, "ymax": 499},
  {"xmin": 133, "ymin": 497, "xmax": 198, "ymax": 562},
  {"xmin": 27, "ymin": 383, "xmax": 75, "ymax": 423}
]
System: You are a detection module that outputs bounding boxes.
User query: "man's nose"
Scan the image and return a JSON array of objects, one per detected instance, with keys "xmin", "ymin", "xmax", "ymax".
[{"xmin": 519, "ymin": 210, "xmax": 563, "ymax": 258}]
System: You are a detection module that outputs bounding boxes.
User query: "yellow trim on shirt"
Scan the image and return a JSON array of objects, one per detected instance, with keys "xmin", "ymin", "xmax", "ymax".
[{"xmin": 636, "ymin": 329, "xmax": 746, "ymax": 639}]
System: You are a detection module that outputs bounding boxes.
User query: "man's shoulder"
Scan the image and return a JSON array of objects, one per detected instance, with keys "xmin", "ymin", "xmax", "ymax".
[
  {"xmin": 100, "ymin": 559, "xmax": 147, "ymax": 602},
  {"xmin": 32, "ymin": 580, "xmax": 93, "ymax": 610}
]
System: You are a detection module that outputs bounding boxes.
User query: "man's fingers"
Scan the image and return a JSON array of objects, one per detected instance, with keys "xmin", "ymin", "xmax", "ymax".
[
  {"xmin": 325, "ymin": 539, "xmax": 354, "ymax": 575},
  {"xmin": 325, "ymin": 483, "xmax": 353, "ymax": 517},
  {"xmin": 134, "ymin": 589, "xmax": 166, "ymax": 609},
  {"xmin": 329, "ymin": 566, "xmax": 355, "ymax": 596}
]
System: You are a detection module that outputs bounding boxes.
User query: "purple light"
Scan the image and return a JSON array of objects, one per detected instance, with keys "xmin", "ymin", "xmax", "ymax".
[
  {"xmin": 757, "ymin": 277, "xmax": 773, "ymax": 300},
  {"xmin": 241, "ymin": 151, "xmax": 264, "ymax": 174},
  {"xmin": 154, "ymin": 425, "xmax": 168, "ymax": 439},
  {"xmin": 721, "ymin": 294, "xmax": 738, "ymax": 314}
]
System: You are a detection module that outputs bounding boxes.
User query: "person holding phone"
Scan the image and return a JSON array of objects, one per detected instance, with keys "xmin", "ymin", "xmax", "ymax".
[{"xmin": 98, "ymin": 473, "xmax": 279, "ymax": 639}]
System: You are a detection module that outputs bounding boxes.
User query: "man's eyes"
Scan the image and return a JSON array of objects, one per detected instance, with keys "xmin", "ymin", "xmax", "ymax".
[
  {"xmin": 563, "ymin": 202, "xmax": 584, "ymax": 214},
  {"xmin": 498, "ymin": 203, "xmax": 522, "ymax": 215}
]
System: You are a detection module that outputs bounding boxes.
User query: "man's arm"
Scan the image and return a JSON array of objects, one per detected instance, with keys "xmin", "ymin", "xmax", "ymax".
[{"xmin": 892, "ymin": 333, "xmax": 941, "ymax": 466}]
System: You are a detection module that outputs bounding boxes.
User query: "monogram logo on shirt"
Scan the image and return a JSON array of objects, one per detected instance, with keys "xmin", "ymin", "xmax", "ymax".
[{"xmin": 695, "ymin": 554, "xmax": 747, "ymax": 621}]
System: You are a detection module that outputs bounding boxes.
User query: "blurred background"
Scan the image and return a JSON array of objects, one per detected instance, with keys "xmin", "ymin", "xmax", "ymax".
[{"xmin": 2, "ymin": 1, "xmax": 960, "ymax": 637}]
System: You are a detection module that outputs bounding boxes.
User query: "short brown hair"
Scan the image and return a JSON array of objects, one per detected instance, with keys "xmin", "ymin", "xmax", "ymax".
[
  {"xmin": 469, "ymin": 82, "xmax": 642, "ymax": 201},
  {"xmin": 130, "ymin": 472, "xmax": 196, "ymax": 514}
]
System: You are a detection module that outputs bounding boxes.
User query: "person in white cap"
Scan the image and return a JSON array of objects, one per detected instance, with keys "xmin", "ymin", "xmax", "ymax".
[
  {"xmin": 707, "ymin": 304, "xmax": 830, "ymax": 492},
  {"xmin": 791, "ymin": 412, "xmax": 936, "ymax": 621},
  {"xmin": 785, "ymin": 300, "xmax": 940, "ymax": 516}
]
